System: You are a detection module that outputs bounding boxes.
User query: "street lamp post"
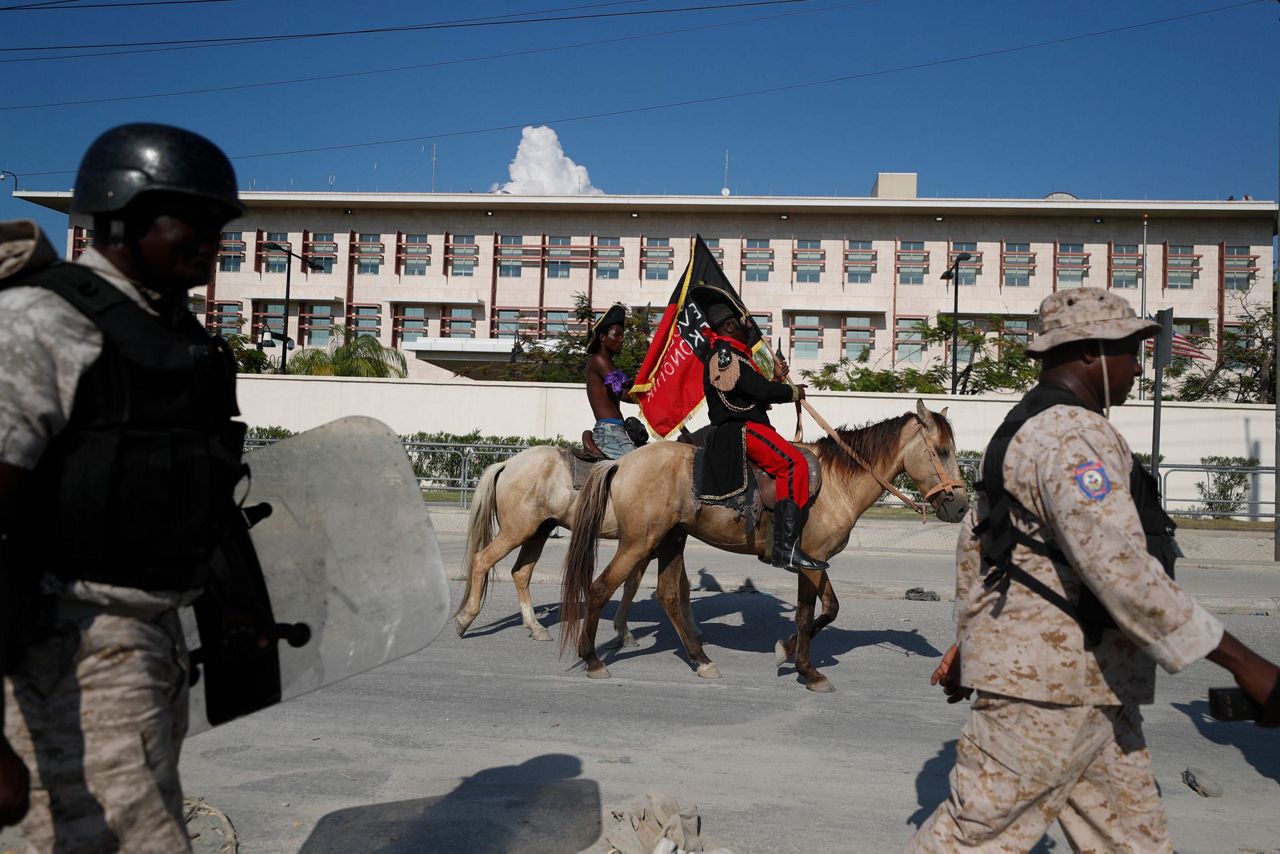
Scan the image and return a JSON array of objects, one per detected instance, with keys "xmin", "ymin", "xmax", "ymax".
[
  {"xmin": 940, "ymin": 252, "xmax": 973, "ymax": 394},
  {"xmin": 263, "ymin": 242, "xmax": 323, "ymax": 374},
  {"xmin": 0, "ymin": 171, "xmax": 18, "ymax": 192}
]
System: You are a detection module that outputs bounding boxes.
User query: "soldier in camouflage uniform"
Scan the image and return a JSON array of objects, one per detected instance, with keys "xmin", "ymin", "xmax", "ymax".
[
  {"xmin": 908, "ymin": 288, "xmax": 1280, "ymax": 853},
  {"xmin": 0, "ymin": 125, "xmax": 246, "ymax": 852}
]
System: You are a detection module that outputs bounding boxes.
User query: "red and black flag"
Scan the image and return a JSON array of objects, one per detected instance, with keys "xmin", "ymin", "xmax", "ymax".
[{"xmin": 633, "ymin": 235, "xmax": 774, "ymax": 438}]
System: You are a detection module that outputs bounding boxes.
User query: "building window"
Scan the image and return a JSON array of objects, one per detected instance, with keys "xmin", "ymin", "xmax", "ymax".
[
  {"xmin": 443, "ymin": 307, "xmax": 475, "ymax": 339},
  {"xmin": 499, "ymin": 234, "xmax": 524, "ymax": 278},
  {"xmin": 187, "ymin": 296, "xmax": 206, "ymax": 320},
  {"xmin": 495, "ymin": 308, "xmax": 524, "ymax": 338},
  {"xmin": 1056, "ymin": 242, "xmax": 1089, "ymax": 289},
  {"xmin": 897, "ymin": 240, "xmax": 928, "ymax": 285},
  {"xmin": 355, "ymin": 233, "xmax": 383, "ymax": 275},
  {"xmin": 392, "ymin": 305, "xmax": 427, "ymax": 346},
  {"xmin": 251, "ymin": 300, "xmax": 285, "ymax": 342},
  {"xmin": 300, "ymin": 303, "xmax": 334, "ymax": 346},
  {"xmin": 1166, "ymin": 244, "xmax": 1197, "ymax": 289},
  {"xmin": 351, "ymin": 304, "xmax": 381, "ymax": 337},
  {"xmin": 595, "ymin": 236, "xmax": 622, "ymax": 279},
  {"xmin": 447, "ymin": 234, "xmax": 477, "ymax": 277},
  {"xmin": 399, "ymin": 233, "xmax": 430, "ymax": 276},
  {"xmin": 795, "ymin": 264, "xmax": 821, "ymax": 283},
  {"xmin": 304, "ymin": 232, "xmax": 335, "ymax": 275},
  {"xmin": 1002, "ymin": 241, "xmax": 1034, "ymax": 287},
  {"xmin": 643, "ymin": 237, "xmax": 672, "ymax": 281},
  {"xmin": 260, "ymin": 231, "xmax": 289, "ymax": 274},
  {"xmin": 209, "ymin": 301, "xmax": 242, "ymax": 336},
  {"xmin": 951, "ymin": 241, "xmax": 979, "ymax": 286},
  {"xmin": 895, "ymin": 317, "xmax": 925, "ymax": 363},
  {"xmin": 751, "ymin": 313, "xmax": 772, "ymax": 338},
  {"xmin": 703, "ymin": 237, "xmax": 724, "ymax": 262},
  {"xmin": 790, "ymin": 314, "xmax": 821, "ymax": 359},
  {"xmin": 998, "ymin": 318, "xmax": 1032, "ymax": 353},
  {"xmin": 1110, "ymin": 243, "xmax": 1140, "ymax": 289},
  {"xmin": 544, "ymin": 310, "xmax": 572, "ymax": 335},
  {"xmin": 218, "ymin": 232, "xmax": 244, "ymax": 273},
  {"xmin": 742, "ymin": 238, "xmax": 774, "ymax": 282},
  {"xmin": 845, "ymin": 239, "xmax": 875, "ymax": 284},
  {"xmin": 899, "ymin": 266, "xmax": 925, "ymax": 286},
  {"xmin": 793, "ymin": 238, "xmax": 823, "ymax": 283},
  {"xmin": 1223, "ymin": 245, "xmax": 1256, "ymax": 291},
  {"xmin": 843, "ymin": 314, "xmax": 875, "ymax": 360},
  {"xmin": 547, "ymin": 235, "xmax": 572, "ymax": 279},
  {"xmin": 954, "ymin": 318, "xmax": 981, "ymax": 364}
]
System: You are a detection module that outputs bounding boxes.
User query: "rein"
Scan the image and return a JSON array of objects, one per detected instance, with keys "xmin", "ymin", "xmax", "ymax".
[{"xmin": 771, "ymin": 344, "xmax": 964, "ymax": 520}]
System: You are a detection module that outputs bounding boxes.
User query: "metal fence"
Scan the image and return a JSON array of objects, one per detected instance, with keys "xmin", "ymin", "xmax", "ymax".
[{"xmin": 244, "ymin": 439, "xmax": 1277, "ymax": 520}]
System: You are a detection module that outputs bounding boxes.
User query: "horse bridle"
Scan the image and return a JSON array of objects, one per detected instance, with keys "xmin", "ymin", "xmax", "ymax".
[{"xmin": 910, "ymin": 416, "xmax": 967, "ymax": 505}]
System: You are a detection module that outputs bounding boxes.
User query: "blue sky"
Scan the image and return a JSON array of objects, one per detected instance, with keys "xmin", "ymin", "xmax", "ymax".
[{"xmin": 2, "ymin": 0, "xmax": 1277, "ymax": 239}]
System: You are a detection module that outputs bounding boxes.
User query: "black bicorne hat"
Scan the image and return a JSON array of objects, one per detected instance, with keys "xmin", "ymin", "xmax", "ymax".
[{"xmin": 587, "ymin": 303, "xmax": 628, "ymax": 354}]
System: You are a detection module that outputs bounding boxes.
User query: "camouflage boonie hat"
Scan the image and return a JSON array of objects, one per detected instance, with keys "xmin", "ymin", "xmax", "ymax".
[{"xmin": 1026, "ymin": 288, "xmax": 1160, "ymax": 356}]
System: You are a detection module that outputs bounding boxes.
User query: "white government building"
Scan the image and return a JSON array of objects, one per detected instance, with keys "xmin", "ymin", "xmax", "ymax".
[{"xmin": 21, "ymin": 172, "xmax": 1277, "ymax": 380}]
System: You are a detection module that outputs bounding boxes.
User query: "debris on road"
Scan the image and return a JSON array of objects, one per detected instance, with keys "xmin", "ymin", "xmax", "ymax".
[
  {"xmin": 1181, "ymin": 767, "xmax": 1223, "ymax": 798},
  {"xmin": 605, "ymin": 793, "xmax": 733, "ymax": 854},
  {"xmin": 905, "ymin": 587, "xmax": 940, "ymax": 602}
]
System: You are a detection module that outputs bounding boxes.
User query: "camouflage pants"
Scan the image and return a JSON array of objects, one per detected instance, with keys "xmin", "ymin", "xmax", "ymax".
[
  {"xmin": 3, "ymin": 609, "xmax": 191, "ymax": 853},
  {"xmin": 906, "ymin": 692, "xmax": 1170, "ymax": 853}
]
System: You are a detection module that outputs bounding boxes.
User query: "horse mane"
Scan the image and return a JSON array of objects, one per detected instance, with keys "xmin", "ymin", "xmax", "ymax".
[{"xmin": 813, "ymin": 410, "xmax": 955, "ymax": 480}]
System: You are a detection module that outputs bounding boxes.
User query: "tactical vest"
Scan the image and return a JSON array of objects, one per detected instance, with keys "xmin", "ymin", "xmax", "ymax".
[
  {"xmin": 974, "ymin": 383, "xmax": 1178, "ymax": 646},
  {"xmin": 11, "ymin": 264, "xmax": 242, "ymax": 592}
]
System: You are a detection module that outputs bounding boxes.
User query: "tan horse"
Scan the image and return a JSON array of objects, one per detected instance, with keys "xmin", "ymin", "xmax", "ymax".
[
  {"xmin": 560, "ymin": 401, "xmax": 969, "ymax": 692},
  {"xmin": 453, "ymin": 446, "xmax": 692, "ymax": 645}
]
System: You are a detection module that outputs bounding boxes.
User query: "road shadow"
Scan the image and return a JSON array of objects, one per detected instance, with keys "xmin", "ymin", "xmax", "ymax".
[
  {"xmin": 907, "ymin": 739, "xmax": 955, "ymax": 829},
  {"xmin": 1170, "ymin": 699, "xmax": 1280, "ymax": 784},
  {"xmin": 908, "ymin": 739, "xmax": 1057, "ymax": 851},
  {"xmin": 591, "ymin": 584, "xmax": 943, "ymax": 675},
  {"xmin": 298, "ymin": 754, "xmax": 600, "ymax": 854}
]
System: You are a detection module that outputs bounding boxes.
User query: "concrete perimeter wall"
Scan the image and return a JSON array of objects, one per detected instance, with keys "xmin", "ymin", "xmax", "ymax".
[{"xmin": 236, "ymin": 374, "xmax": 1274, "ymax": 465}]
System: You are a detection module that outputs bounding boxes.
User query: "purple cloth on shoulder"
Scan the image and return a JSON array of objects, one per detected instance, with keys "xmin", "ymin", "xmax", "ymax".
[{"xmin": 604, "ymin": 369, "xmax": 628, "ymax": 395}]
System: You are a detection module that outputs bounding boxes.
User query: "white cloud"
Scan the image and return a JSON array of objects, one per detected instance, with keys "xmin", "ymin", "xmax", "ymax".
[{"xmin": 491, "ymin": 126, "xmax": 603, "ymax": 195}]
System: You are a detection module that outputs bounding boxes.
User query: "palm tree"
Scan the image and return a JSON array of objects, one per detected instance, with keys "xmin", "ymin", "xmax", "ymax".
[{"xmin": 286, "ymin": 324, "xmax": 407, "ymax": 378}]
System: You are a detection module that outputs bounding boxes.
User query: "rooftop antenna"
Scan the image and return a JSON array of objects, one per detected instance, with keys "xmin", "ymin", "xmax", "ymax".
[{"xmin": 721, "ymin": 150, "xmax": 731, "ymax": 196}]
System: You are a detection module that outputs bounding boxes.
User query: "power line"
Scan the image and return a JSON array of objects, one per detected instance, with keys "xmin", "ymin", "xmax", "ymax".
[
  {"xmin": 0, "ymin": 0, "xmax": 870, "ymax": 111},
  {"xmin": 0, "ymin": 0, "xmax": 810, "ymax": 57},
  {"xmin": 0, "ymin": 0, "xmax": 237, "ymax": 10},
  {"xmin": 14, "ymin": 0, "xmax": 1267, "ymax": 178}
]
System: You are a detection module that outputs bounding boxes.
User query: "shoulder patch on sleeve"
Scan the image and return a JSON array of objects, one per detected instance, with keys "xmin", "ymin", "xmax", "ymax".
[{"xmin": 1073, "ymin": 460, "xmax": 1111, "ymax": 502}]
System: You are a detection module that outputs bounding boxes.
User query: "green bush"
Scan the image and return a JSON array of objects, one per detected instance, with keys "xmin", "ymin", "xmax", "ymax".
[{"xmin": 1195, "ymin": 455, "xmax": 1259, "ymax": 516}]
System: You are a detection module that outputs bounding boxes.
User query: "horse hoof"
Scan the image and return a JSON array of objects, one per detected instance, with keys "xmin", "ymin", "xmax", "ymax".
[
  {"xmin": 774, "ymin": 640, "xmax": 791, "ymax": 667},
  {"xmin": 613, "ymin": 632, "xmax": 638, "ymax": 648},
  {"xmin": 806, "ymin": 676, "xmax": 835, "ymax": 694},
  {"xmin": 453, "ymin": 616, "xmax": 471, "ymax": 638},
  {"xmin": 697, "ymin": 662, "xmax": 721, "ymax": 680},
  {"xmin": 586, "ymin": 663, "xmax": 611, "ymax": 679},
  {"xmin": 528, "ymin": 624, "xmax": 553, "ymax": 642}
]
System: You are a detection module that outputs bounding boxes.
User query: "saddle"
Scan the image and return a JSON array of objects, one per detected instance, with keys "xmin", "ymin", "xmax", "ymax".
[
  {"xmin": 680, "ymin": 426, "xmax": 821, "ymax": 514},
  {"xmin": 562, "ymin": 432, "xmax": 610, "ymax": 491}
]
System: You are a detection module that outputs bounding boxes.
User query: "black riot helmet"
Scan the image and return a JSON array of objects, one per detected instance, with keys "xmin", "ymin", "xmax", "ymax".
[{"xmin": 71, "ymin": 123, "xmax": 244, "ymax": 220}]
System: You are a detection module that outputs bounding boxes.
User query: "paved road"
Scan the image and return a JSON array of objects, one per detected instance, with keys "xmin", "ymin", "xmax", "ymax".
[
  {"xmin": 4, "ymin": 526, "xmax": 1278, "ymax": 854},
  {"xmin": 170, "ymin": 583, "xmax": 1276, "ymax": 854}
]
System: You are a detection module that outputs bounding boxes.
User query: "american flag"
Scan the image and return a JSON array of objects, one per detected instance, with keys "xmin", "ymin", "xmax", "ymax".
[{"xmin": 1145, "ymin": 318, "xmax": 1208, "ymax": 361}]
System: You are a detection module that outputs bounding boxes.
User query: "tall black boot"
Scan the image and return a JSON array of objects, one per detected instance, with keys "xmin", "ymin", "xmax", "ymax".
[{"xmin": 771, "ymin": 499, "xmax": 829, "ymax": 571}]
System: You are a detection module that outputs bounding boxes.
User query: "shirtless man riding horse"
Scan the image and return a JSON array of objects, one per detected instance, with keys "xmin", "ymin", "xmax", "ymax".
[{"xmin": 585, "ymin": 303, "xmax": 642, "ymax": 460}]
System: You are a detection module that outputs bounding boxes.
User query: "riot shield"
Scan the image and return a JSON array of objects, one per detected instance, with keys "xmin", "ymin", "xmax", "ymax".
[{"xmin": 184, "ymin": 416, "xmax": 449, "ymax": 734}]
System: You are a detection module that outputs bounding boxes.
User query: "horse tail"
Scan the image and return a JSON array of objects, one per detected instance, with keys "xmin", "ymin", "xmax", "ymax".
[
  {"xmin": 559, "ymin": 460, "xmax": 617, "ymax": 657},
  {"xmin": 453, "ymin": 459, "xmax": 504, "ymax": 619}
]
